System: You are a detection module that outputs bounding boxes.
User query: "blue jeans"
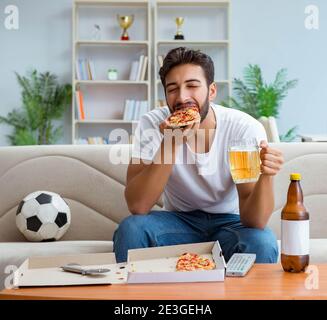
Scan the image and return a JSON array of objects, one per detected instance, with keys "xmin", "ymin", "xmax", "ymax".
[{"xmin": 113, "ymin": 210, "xmax": 278, "ymax": 263}]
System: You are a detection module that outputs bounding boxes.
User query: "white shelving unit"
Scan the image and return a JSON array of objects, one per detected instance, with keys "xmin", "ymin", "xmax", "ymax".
[
  {"xmin": 72, "ymin": 0, "xmax": 151, "ymax": 144},
  {"xmin": 154, "ymin": 0, "xmax": 231, "ymax": 108}
]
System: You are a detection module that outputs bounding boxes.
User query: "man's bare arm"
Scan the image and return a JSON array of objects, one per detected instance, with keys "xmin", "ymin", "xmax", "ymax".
[
  {"xmin": 237, "ymin": 176, "xmax": 274, "ymax": 229},
  {"xmin": 125, "ymin": 139, "xmax": 176, "ymax": 214},
  {"xmin": 236, "ymin": 141, "xmax": 284, "ymax": 229},
  {"xmin": 125, "ymin": 120, "xmax": 200, "ymax": 215}
]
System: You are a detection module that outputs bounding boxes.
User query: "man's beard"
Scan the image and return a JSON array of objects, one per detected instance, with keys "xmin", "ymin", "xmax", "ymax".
[{"xmin": 199, "ymin": 96, "xmax": 210, "ymax": 123}]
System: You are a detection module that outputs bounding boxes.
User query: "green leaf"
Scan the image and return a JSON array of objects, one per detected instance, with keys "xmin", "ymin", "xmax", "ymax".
[
  {"xmin": 0, "ymin": 109, "xmax": 29, "ymax": 129},
  {"xmin": 273, "ymin": 68, "xmax": 287, "ymax": 90},
  {"xmin": 257, "ymin": 85, "xmax": 279, "ymax": 117},
  {"xmin": 243, "ymin": 64, "xmax": 263, "ymax": 95},
  {"xmin": 0, "ymin": 70, "xmax": 72, "ymax": 145},
  {"xmin": 221, "ymin": 64, "xmax": 299, "ymax": 136},
  {"xmin": 279, "ymin": 126, "xmax": 298, "ymax": 142},
  {"xmin": 11, "ymin": 128, "xmax": 38, "ymax": 146},
  {"xmin": 230, "ymin": 78, "xmax": 259, "ymax": 118}
]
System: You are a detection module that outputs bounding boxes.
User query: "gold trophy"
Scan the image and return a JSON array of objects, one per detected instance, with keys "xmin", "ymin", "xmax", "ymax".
[
  {"xmin": 174, "ymin": 17, "xmax": 185, "ymax": 40},
  {"xmin": 117, "ymin": 14, "xmax": 134, "ymax": 41}
]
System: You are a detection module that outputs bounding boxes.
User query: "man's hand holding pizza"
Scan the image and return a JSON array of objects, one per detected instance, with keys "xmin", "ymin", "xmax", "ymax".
[{"xmin": 159, "ymin": 105, "xmax": 201, "ymax": 144}]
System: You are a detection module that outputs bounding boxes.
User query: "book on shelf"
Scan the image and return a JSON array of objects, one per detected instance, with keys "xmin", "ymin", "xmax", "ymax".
[
  {"xmin": 140, "ymin": 56, "xmax": 148, "ymax": 81},
  {"xmin": 139, "ymin": 100, "xmax": 149, "ymax": 118},
  {"xmin": 87, "ymin": 137, "xmax": 107, "ymax": 144},
  {"xmin": 88, "ymin": 60, "xmax": 96, "ymax": 80},
  {"xmin": 75, "ymin": 136, "xmax": 134, "ymax": 145},
  {"xmin": 86, "ymin": 61, "xmax": 92, "ymax": 80},
  {"xmin": 75, "ymin": 90, "xmax": 85, "ymax": 120},
  {"xmin": 129, "ymin": 61, "xmax": 139, "ymax": 81},
  {"xmin": 75, "ymin": 137, "xmax": 108, "ymax": 145},
  {"xmin": 123, "ymin": 100, "xmax": 149, "ymax": 121},
  {"xmin": 75, "ymin": 61, "xmax": 82, "ymax": 80},
  {"xmin": 131, "ymin": 100, "xmax": 141, "ymax": 120},
  {"xmin": 81, "ymin": 59, "xmax": 88, "ymax": 80},
  {"xmin": 135, "ymin": 55, "xmax": 144, "ymax": 81},
  {"xmin": 75, "ymin": 93, "xmax": 81, "ymax": 119},
  {"xmin": 123, "ymin": 100, "xmax": 133, "ymax": 121},
  {"xmin": 75, "ymin": 138, "xmax": 88, "ymax": 145},
  {"xmin": 76, "ymin": 59, "xmax": 96, "ymax": 81},
  {"xmin": 128, "ymin": 55, "xmax": 147, "ymax": 81}
]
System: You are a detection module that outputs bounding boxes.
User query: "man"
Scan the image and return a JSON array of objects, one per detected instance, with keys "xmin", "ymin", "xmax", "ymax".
[{"xmin": 113, "ymin": 47, "xmax": 284, "ymax": 263}]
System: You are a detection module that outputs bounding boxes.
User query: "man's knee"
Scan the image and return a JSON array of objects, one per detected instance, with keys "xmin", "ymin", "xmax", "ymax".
[
  {"xmin": 114, "ymin": 215, "xmax": 151, "ymax": 241},
  {"xmin": 113, "ymin": 214, "xmax": 155, "ymax": 263},
  {"xmin": 239, "ymin": 227, "xmax": 279, "ymax": 263}
]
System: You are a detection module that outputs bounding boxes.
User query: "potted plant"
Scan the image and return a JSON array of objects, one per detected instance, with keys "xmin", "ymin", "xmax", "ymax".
[
  {"xmin": 222, "ymin": 64, "xmax": 298, "ymax": 142},
  {"xmin": 0, "ymin": 70, "xmax": 72, "ymax": 145}
]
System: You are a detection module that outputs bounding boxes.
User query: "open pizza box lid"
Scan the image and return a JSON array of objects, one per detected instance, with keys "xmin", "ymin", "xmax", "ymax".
[
  {"xmin": 13, "ymin": 241, "xmax": 226, "ymax": 287},
  {"xmin": 13, "ymin": 252, "xmax": 126, "ymax": 287}
]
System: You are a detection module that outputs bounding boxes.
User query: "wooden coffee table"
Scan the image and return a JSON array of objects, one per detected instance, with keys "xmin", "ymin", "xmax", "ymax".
[{"xmin": 1, "ymin": 264, "xmax": 326, "ymax": 300}]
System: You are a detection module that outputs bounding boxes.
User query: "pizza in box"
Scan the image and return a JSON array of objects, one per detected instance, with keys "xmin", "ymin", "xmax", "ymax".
[{"xmin": 176, "ymin": 252, "xmax": 215, "ymax": 271}]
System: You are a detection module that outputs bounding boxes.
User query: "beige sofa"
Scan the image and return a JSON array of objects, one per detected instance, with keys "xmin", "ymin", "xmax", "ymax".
[{"xmin": 0, "ymin": 143, "xmax": 326, "ymax": 289}]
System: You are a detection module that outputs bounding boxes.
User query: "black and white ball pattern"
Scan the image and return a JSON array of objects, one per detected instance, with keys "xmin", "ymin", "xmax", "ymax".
[{"xmin": 16, "ymin": 191, "xmax": 71, "ymax": 242}]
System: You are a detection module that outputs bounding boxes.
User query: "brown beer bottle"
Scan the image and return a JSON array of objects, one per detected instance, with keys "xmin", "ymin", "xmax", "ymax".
[{"xmin": 281, "ymin": 173, "xmax": 309, "ymax": 272}]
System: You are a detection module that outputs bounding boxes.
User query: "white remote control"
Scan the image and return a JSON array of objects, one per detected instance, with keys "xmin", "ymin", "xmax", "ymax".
[{"xmin": 226, "ymin": 253, "xmax": 256, "ymax": 277}]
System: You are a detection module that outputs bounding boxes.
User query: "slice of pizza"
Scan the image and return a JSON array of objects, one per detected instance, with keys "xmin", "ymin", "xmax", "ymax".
[
  {"xmin": 166, "ymin": 106, "xmax": 200, "ymax": 128},
  {"xmin": 176, "ymin": 252, "xmax": 215, "ymax": 272}
]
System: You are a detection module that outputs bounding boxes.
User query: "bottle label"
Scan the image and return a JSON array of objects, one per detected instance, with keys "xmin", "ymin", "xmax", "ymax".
[{"xmin": 281, "ymin": 220, "xmax": 309, "ymax": 255}]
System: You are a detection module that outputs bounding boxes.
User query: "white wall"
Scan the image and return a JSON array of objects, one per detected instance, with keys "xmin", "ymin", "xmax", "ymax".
[
  {"xmin": 231, "ymin": 0, "xmax": 327, "ymax": 137},
  {"xmin": 0, "ymin": 0, "xmax": 326, "ymax": 145},
  {"xmin": 0, "ymin": 0, "xmax": 72, "ymax": 145}
]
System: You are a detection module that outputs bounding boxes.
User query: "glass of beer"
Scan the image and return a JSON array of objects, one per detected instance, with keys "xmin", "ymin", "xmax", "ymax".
[{"xmin": 228, "ymin": 138, "xmax": 261, "ymax": 184}]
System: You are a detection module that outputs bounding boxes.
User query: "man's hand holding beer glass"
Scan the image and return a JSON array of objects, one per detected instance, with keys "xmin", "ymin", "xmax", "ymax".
[
  {"xmin": 229, "ymin": 139, "xmax": 284, "ymax": 230},
  {"xmin": 259, "ymin": 140, "xmax": 284, "ymax": 176},
  {"xmin": 228, "ymin": 139, "xmax": 284, "ymax": 184}
]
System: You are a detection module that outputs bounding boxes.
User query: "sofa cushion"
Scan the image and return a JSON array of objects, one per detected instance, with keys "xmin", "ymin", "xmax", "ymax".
[
  {"xmin": 269, "ymin": 142, "xmax": 327, "ymax": 239},
  {"xmin": 0, "ymin": 240, "xmax": 113, "ymax": 290},
  {"xmin": 0, "ymin": 145, "xmax": 163, "ymax": 242}
]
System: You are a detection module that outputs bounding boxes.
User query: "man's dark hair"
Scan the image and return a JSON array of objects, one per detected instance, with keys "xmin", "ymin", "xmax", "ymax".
[{"xmin": 159, "ymin": 47, "xmax": 215, "ymax": 89}]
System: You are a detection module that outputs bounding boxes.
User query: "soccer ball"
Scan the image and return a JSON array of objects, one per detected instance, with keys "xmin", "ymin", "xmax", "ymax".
[{"xmin": 16, "ymin": 191, "xmax": 71, "ymax": 242}]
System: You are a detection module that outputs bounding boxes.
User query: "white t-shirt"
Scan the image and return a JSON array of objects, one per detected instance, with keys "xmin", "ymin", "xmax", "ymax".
[{"xmin": 132, "ymin": 104, "xmax": 267, "ymax": 214}]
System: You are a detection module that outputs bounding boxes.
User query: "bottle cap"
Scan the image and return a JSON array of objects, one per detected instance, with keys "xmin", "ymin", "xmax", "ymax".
[{"xmin": 290, "ymin": 173, "xmax": 301, "ymax": 180}]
